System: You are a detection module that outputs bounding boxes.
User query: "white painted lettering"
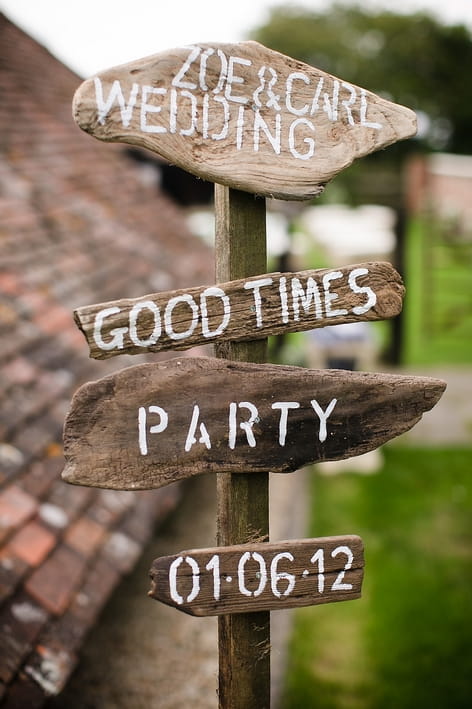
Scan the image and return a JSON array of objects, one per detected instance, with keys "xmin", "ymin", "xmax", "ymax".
[
  {"xmin": 225, "ymin": 55, "xmax": 251, "ymax": 104},
  {"xmin": 93, "ymin": 306, "xmax": 128, "ymax": 351},
  {"xmin": 254, "ymin": 111, "xmax": 281, "ymax": 155},
  {"xmin": 205, "ymin": 554, "xmax": 221, "ymax": 601},
  {"xmin": 169, "ymin": 88, "xmax": 178, "ymax": 133},
  {"xmin": 179, "ymin": 90, "xmax": 198, "ymax": 136},
  {"xmin": 169, "ymin": 556, "xmax": 185, "ymax": 604},
  {"xmin": 169, "ymin": 556, "xmax": 200, "ymax": 605},
  {"xmin": 238, "ymin": 551, "xmax": 267, "ymax": 597},
  {"xmin": 348, "ymin": 267, "xmax": 377, "ymax": 315},
  {"xmin": 244, "ymin": 278, "xmax": 273, "ymax": 328},
  {"xmin": 140, "ymin": 86, "xmax": 167, "ymax": 134},
  {"xmin": 310, "ymin": 77, "xmax": 324, "ymax": 115},
  {"xmin": 212, "ymin": 95, "xmax": 230, "ymax": 141},
  {"xmin": 253, "ymin": 66, "xmax": 281, "ymax": 111},
  {"xmin": 341, "ymin": 82, "xmax": 357, "ymax": 126},
  {"xmin": 228, "ymin": 401, "xmax": 259, "ymax": 449},
  {"xmin": 199, "ymin": 47, "xmax": 215, "ymax": 91},
  {"xmin": 331, "ymin": 546, "xmax": 354, "ymax": 591},
  {"xmin": 310, "ymin": 548, "xmax": 325, "ymax": 593},
  {"xmin": 185, "ymin": 405, "xmax": 212, "ymax": 452},
  {"xmin": 289, "ymin": 118, "xmax": 315, "ymax": 161},
  {"xmin": 200, "ymin": 287, "xmax": 231, "ymax": 338},
  {"xmin": 270, "ymin": 552, "xmax": 296, "ymax": 598},
  {"xmin": 172, "ymin": 45, "xmax": 201, "ymax": 90},
  {"xmin": 291, "ymin": 276, "xmax": 322, "ymax": 321},
  {"xmin": 164, "ymin": 294, "xmax": 199, "ymax": 340},
  {"xmin": 310, "ymin": 398, "xmax": 337, "ymax": 443},
  {"xmin": 213, "ymin": 49, "xmax": 228, "ymax": 94},
  {"xmin": 129, "ymin": 301, "xmax": 161, "ymax": 347},
  {"xmin": 323, "ymin": 271, "xmax": 349, "ymax": 318},
  {"xmin": 279, "ymin": 276, "xmax": 289, "ymax": 324},
  {"xmin": 138, "ymin": 405, "xmax": 168, "ymax": 456},
  {"xmin": 236, "ymin": 105, "xmax": 245, "ymax": 150},
  {"xmin": 360, "ymin": 89, "xmax": 382, "ymax": 130},
  {"xmin": 271, "ymin": 402, "xmax": 300, "ymax": 446},
  {"xmin": 286, "ymin": 72, "xmax": 310, "ymax": 116},
  {"xmin": 94, "ymin": 78, "xmax": 139, "ymax": 127},
  {"xmin": 323, "ymin": 79, "xmax": 340, "ymax": 122},
  {"xmin": 202, "ymin": 93, "xmax": 210, "ymax": 138}
]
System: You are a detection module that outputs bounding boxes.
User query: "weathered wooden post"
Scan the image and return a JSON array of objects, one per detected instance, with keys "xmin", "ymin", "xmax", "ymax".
[
  {"xmin": 214, "ymin": 185, "xmax": 270, "ymax": 706},
  {"xmin": 66, "ymin": 40, "xmax": 446, "ymax": 708}
]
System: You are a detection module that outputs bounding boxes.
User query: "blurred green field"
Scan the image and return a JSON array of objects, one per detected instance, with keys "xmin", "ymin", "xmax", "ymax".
[
  {"xmin": 281, "ymin": 446, "xmax": 472, "ymax": 709},
  {"xmin": 403, "ymin": 218, "xmax": 472, "ymax": 364}
]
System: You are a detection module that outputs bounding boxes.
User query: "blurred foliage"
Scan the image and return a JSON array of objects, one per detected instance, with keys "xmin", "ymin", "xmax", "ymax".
[{"xmin": 251, "ymin": 3, "xmax": 472, "ymax": 204}]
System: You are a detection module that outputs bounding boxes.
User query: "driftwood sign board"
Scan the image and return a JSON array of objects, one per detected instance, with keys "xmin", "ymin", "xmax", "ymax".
[
  {"xmin": 75, "ymin": 261, "xmax": 404, "ymax": 359},
  {"xmin": 72, "ymin": 41, "xmax": 416, "ymax": 200},
  {"xmin": 62, "ymin": 357, "xmax": 446, "ymax": 491},
  {"xmin": 149, "ymin": 536, "xmax": 364, "ymax": 616}
]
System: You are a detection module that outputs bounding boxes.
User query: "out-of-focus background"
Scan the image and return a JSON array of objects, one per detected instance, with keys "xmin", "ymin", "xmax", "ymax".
[{"xmin": 0, "ymin": 1, "xmax": 470, "ymax": 708}]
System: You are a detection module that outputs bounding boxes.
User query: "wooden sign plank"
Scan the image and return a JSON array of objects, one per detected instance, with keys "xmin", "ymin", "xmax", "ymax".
[
  {"xmin": 74, "ymin": 261, "xmax": 404, "ymax": 359},
  {"xmin": 149, "ymin": 536, "xmax": 364, "ymax": 616},
  {"xmin": 62, "ymin": 357, "xmax": 446, "ymax": 491},
  {"xmin": 72, "ymin": 41, "xmax": 416, "ymax": 201}
]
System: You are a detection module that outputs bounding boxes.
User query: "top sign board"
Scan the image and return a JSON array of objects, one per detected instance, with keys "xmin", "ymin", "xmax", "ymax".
[{"xmin": 73, "ymin": 41, "xmax": 417, "ymax": 200}]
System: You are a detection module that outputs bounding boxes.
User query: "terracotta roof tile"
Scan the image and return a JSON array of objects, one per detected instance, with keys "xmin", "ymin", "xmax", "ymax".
[
  {"xmin": 0, "ymin": 487, "xmax": 38, "ymax": 544},
  {"xmin": 17, "ymin": 459, "xmax": 62, "ymax": 500},
  {"xmin": 0, "ymin": 552, "xmax": 29, "ymax": 606},
  {"xmin": 25, "ymin": 546, "xmax": 88, "ymax": 616},
  {"xmin": 6, "ymin": 523, "xmax": 55, "ymax": 568},
  {"xmin": 64, "ymin": 517, "xmax": 107, "ymax": 559},
  {"xmin": 68, "ymin": 556, "xmax": 121, "ymax": 633},
  {"xmin": 0, "ymin": 9, "xmax": 213, "ymax": 704},
  {"xmin": 0, "ymin": 593, "xmax": 49, "ymax": 684}
]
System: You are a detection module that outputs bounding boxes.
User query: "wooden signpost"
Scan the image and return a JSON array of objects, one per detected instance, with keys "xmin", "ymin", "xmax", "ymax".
[
  {"xmin": 68, "ymin": 39, "xmax": 445, "ymax": 709},
  {"xmin": 149, "ymin": 536, "xmax": 364, "ymax": 616},
  {"xmin": 63, "ymin": 357, "xmax": 445, "ymax": 490},
  {"xmin": 74, "ymin": 261, "xmax": 404, "ymax": 358}
]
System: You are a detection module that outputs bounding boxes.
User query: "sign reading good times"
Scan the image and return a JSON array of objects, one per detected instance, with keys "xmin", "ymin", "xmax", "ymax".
[
  {"xmin": 72, "ymin": 41, "xmax": 417, "ymax": 200},
  {"xmin": 74, "ymin": 262, "xmax": 404, "ymax": 359}
]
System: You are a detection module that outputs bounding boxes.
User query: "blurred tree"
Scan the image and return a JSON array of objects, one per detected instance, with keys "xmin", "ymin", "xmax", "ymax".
[{"xmin": 251, "ymin": 3, "xmax": 472, "ymax": 204}]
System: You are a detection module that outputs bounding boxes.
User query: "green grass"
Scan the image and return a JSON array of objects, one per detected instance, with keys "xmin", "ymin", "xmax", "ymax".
[{"xmin": 281, "ymin": 446, "xmax": 472, "ymax": 709}]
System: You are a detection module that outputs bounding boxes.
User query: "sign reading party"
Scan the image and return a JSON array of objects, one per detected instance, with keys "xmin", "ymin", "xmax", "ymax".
[{"xmin": 62, "ymin": 357, "xmax": 446, "ymax": 491}]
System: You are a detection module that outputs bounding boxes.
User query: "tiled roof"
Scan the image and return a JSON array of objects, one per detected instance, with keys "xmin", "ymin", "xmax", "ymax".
[{"xmin": 0, "ymin": 13, "xmax": 213, "ymax": 706}]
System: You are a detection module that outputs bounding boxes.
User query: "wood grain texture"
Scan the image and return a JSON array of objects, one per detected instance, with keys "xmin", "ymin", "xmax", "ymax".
[
  {"xmin": 62, "ymin": 356, "xmax": 446, "ymax": 491},
  {"xmin": 149, "ymin": 536, "xmax": 364, "ymax": 616},
  {"xmin": 72, "ymin": 41, "xmax": 417, "ymax": 200},
  {"xmin": 74, "ymin": 261, "xmax": 404, "ymax": 359}
]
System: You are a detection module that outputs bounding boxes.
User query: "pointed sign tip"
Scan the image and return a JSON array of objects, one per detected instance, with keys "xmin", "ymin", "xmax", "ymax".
[
  {"xmin": 428, "ymin": 377, "xmax": 447, "ymax": 404},
  {"xmin": 61, "ymin": 463, "xmax": 77, "ymax": 485}
]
